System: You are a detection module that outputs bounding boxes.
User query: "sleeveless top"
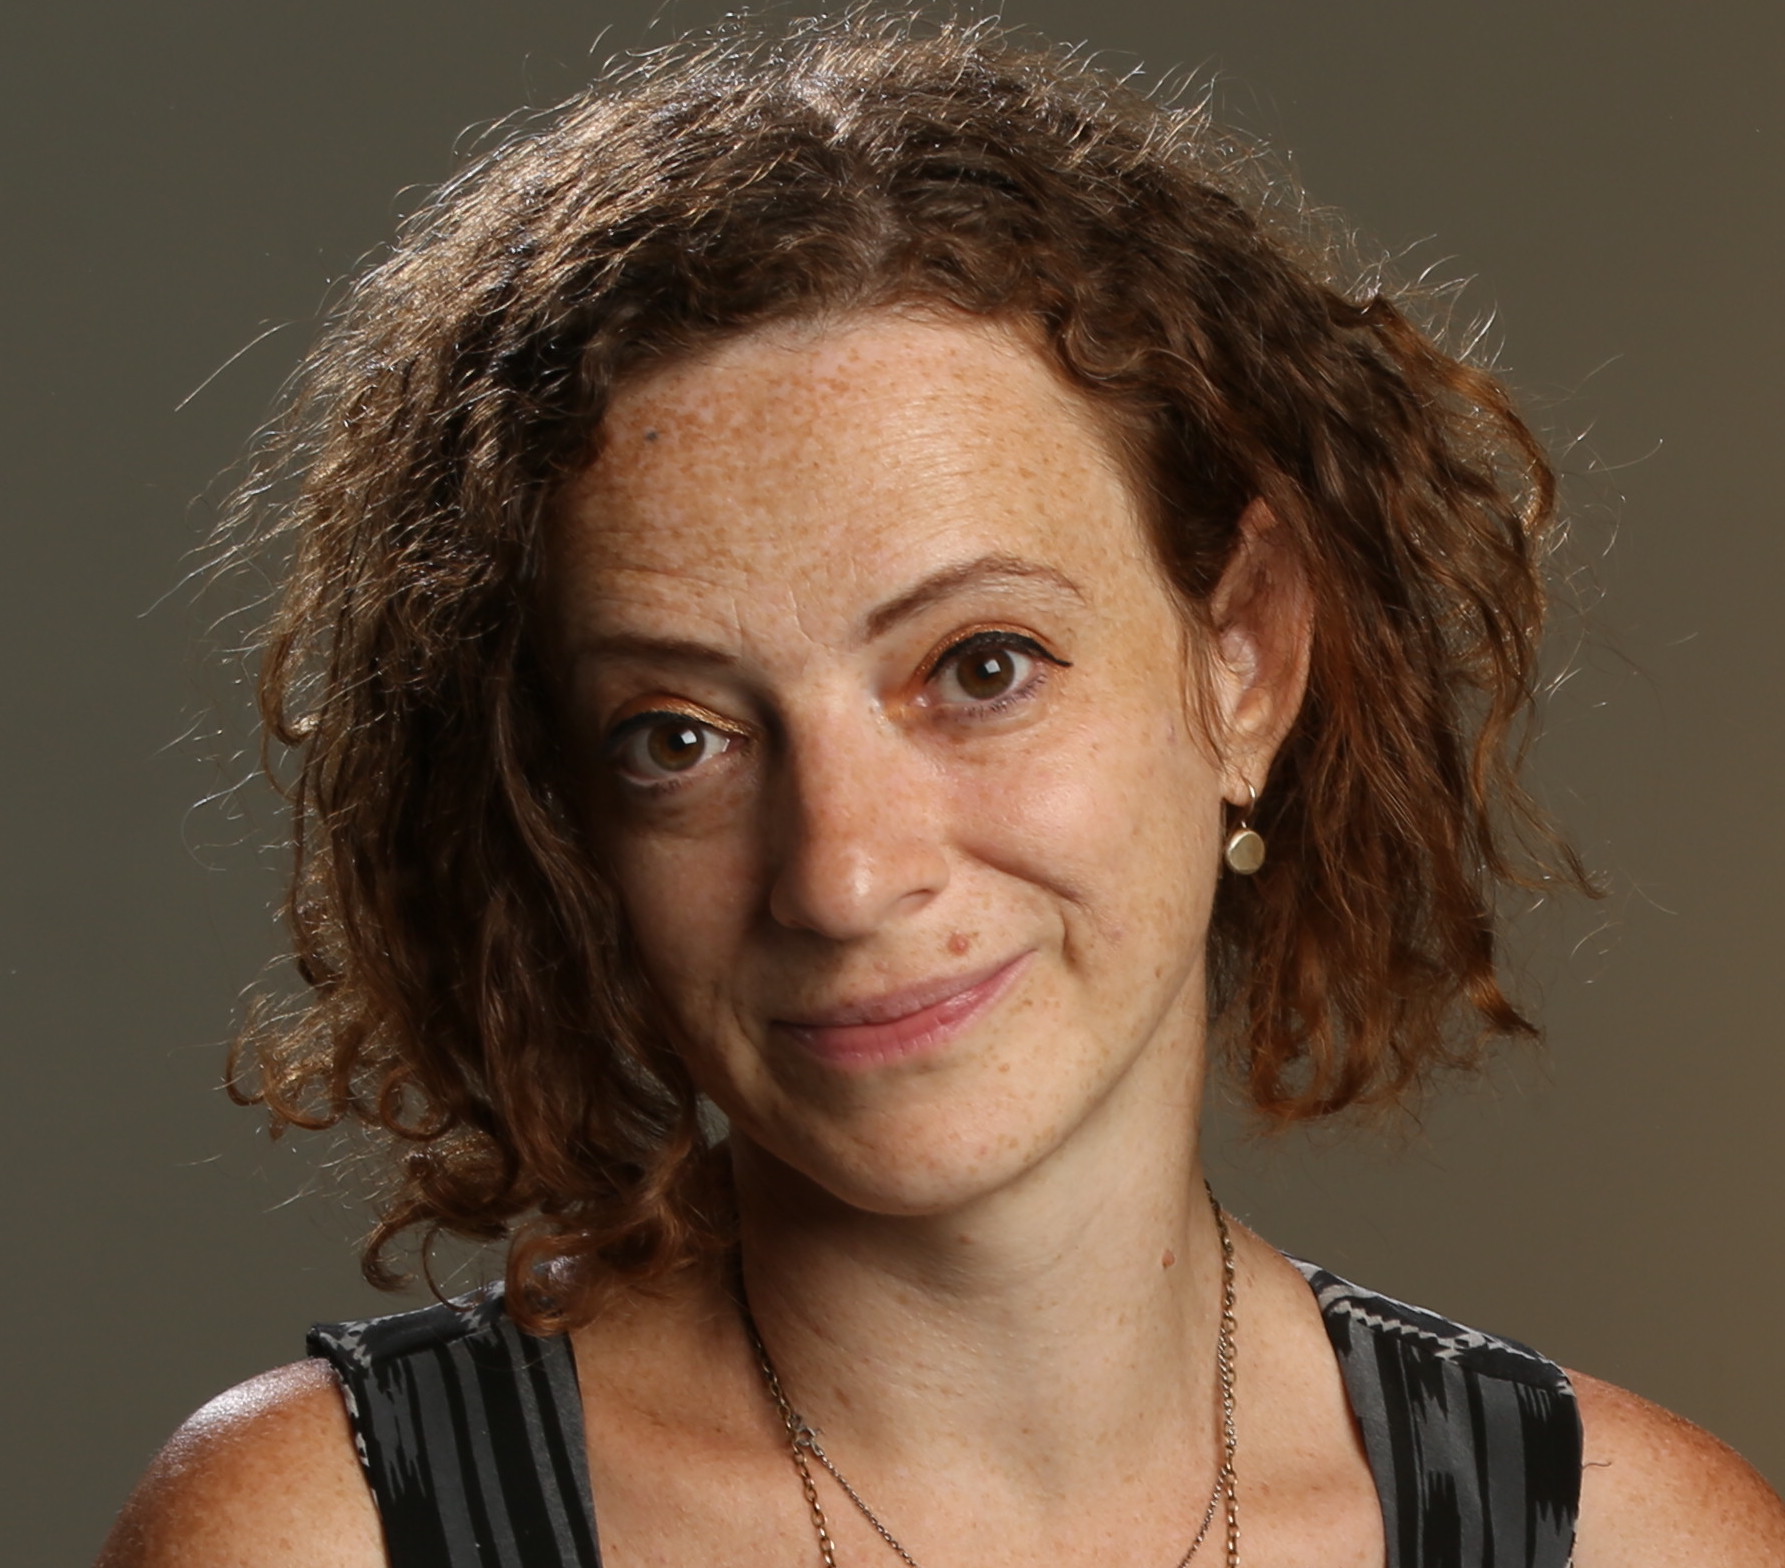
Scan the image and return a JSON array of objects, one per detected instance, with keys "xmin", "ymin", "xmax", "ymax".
[{"xmin": 309, "ymin": 1259, "xmax": 1582, "ymax": 1568}]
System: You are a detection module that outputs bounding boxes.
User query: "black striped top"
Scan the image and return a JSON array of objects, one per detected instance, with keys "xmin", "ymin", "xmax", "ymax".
[{"xmin": 308, "ymin": 1259, "xmax": 1581, "ymax": 1568}]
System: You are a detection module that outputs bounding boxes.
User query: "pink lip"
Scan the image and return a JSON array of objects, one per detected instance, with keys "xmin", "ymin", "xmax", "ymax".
[{"xmin": 774, "ymin": 952, "xmax": 1031, "ymax": 1068}]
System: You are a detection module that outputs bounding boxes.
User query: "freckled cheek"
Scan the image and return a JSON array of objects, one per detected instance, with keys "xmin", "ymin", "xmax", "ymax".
[
  {"xmin": 949, "ymin": 724, "xmax": 1215, "ymax": 954},
  {"xmin": 606, "ymin": 834, "xmax": 757, "ymax": 1008},
  {"xmin": 958, "ymin": 718, "xmax": 1205, "ymax": 866}
]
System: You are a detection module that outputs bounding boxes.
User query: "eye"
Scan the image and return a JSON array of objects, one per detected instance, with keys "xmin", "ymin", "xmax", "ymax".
[
  {"xmin": 927, "ymin": 631, "xmax": 1069, "ymax": 710},
  {"xmin": 607, "ymin": 711, "xmax": 741, "ymax": 785}
]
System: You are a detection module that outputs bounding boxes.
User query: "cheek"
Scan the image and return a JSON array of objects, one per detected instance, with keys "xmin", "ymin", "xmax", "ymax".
[
  {"xmin": 953, "ymin": 697, "xmax": 1221, "ymax": 944},
  {"xmin": 604, "ymin": 827, "xmax": 758, "ymax": 1020}
]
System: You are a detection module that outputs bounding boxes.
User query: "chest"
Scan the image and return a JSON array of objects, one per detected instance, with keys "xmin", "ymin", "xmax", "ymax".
[
  {"xmin": 581, "ymin": 1407, "xmax": 1386, "ymax": 1568},
  {"xmin": 307, "ymin": 1264, "xmax": 1581, "ymax": 1568}
]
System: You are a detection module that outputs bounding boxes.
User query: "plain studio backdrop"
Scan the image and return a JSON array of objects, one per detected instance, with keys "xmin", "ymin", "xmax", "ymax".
[{"xmin": 4, "ymin": 2, "xmax": 1780, "ymax": 1560}]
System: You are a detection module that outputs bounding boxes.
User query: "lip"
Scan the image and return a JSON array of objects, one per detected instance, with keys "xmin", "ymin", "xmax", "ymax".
[{"xmin": 772, "ymin": 951, "xmax": 1032, "ymax": 1069}]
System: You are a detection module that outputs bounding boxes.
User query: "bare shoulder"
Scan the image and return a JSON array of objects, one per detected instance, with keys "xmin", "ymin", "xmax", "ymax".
[
  {"xmin": 96, "ymin": 1359, "xmax": 383, "ymax": 1568},
  {"xmin": 1570, "ymin": 1368, "xmax": 1785, "ymax": 1567}
]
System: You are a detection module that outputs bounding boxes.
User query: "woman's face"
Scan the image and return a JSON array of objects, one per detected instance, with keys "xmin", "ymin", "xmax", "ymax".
[{"xmin": 551, "ymin": 311, "xmax": 1294, "ymax": 1216}]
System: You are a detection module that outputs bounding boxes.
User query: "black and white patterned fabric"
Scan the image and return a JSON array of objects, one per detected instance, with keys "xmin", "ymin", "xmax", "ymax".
[
  {"xmin": 1292, "ymin": 1260, "xmax": 1581, "ymax": 1568},
  {"xmin": 310, "ymin": 1263, "xmax": 1581, "ymax": 1568},
  {"xmin": 309, "ymin": 1292, "xmax": 599, "ymax": 1567}
]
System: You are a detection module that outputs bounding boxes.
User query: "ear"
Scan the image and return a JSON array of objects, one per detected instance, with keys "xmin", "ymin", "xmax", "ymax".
[{"xmin": 1207, "ymin": 499, "xmax": 1312, "ymax": 805}]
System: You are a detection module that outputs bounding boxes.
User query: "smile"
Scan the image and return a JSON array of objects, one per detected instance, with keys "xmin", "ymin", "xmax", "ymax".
[{"xmin": 772, "ymin": 952, "xmax": 1032, "ymax": 1069}]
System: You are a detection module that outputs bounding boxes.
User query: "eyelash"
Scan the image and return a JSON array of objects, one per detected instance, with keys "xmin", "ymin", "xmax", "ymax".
[
  {"xmin": 922, "ymin": 629, "xmax": 1071, "ymax": 720},
  {"xmin": 603, "ymin": 709, "xmax": 746, "ymax": 792},
  {"xmin": 603, "ymin": 630, "xmax": 1070, "ymax": 791}
]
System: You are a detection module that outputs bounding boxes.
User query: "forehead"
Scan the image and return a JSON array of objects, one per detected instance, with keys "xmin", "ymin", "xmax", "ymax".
[{"xmin": 552, "ymin": 311, "xmax": 1158, "ymax": 635}]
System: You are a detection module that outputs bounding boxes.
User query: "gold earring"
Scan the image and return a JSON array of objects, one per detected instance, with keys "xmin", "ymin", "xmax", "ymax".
[{"xmin": 1224, "ymin": 784, "xmax": 1266, "ymax": 875}]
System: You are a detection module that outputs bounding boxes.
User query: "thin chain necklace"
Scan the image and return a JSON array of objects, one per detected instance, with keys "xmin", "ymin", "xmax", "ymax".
[{"xmin": 744, "ymin": 1183, "xmax": 1240, "ymax": 1568}]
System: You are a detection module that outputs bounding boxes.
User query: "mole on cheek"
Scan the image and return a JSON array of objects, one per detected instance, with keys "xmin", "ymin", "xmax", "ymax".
[{"xmin": 947, "ymin": 931, "xmax": 973, "ymax": 957}]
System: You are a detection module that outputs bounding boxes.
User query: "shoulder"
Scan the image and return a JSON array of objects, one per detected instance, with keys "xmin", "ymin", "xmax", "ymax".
[
  {"xmin": 1570, "ymin": 1369, "xmax": 1785, "ymax": 1567},
  {"xmin": 1292, "ymin": 1258, "xmax": 1572, "ymax": 1388},
  {"xmin": 95, "ymin": 1359, "xmax": 383, "ymax": 1568}
]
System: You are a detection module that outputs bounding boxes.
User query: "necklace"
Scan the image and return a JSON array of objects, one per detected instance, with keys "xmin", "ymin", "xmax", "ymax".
[{"xmin": 745, "ymin": 1183, "xmax": 1240, "ymax": 1568}]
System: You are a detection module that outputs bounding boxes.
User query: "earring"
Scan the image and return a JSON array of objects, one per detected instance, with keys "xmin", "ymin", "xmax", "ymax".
[{"xmin": 1224, "ymin": 784, "xmax": 1266, "ymax": 875}]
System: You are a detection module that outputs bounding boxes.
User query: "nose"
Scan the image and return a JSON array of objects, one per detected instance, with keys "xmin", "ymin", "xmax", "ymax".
[{"xmin": 765, "ymin": 714, "xmax": 950, "ymax": 940}]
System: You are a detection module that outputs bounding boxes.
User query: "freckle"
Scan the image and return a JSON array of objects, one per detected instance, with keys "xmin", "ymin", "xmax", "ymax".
[
  {"xmin": 1162, "ymin": 1249, "xmax": 1177, "ymax": 1269},
  {"xmin": 947, "ymin": 930, "xmax": 972, "ymax": 957},
  {"xmin": 644, "ymin": 428, "xmax": 660, "ymax": 441}
]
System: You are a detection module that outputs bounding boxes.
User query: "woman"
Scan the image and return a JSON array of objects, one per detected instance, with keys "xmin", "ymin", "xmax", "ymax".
[{"xmin": 99, "ymin": 15, "xmax": 1784, "ymax": 1568}]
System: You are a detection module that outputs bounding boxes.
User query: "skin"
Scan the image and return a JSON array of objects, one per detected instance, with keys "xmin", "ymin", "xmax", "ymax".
[{"xmin": 99, "ymin": 311, "xmax": 1785, "ymax": 1567}]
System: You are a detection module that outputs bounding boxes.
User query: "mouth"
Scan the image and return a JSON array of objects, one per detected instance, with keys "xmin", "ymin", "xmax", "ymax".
[{"xmin": 772, "ymin": 951, "xmax": 1032, "ymax": 1069}]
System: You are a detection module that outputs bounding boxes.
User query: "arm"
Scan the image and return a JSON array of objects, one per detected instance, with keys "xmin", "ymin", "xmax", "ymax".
[
  {"xmin": 1570, "ymin": 1369, "xmax": 1785, "ymax": 1567},
  {"xmin": 95, "ymin": 1360, "xmax": 385, "ymax": 1568}
]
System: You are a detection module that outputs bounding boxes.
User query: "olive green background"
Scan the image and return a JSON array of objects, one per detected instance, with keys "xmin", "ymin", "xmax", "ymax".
[{"xmin": 4, "ymin": 2, "xmax": 1780, "ymax": 1561}]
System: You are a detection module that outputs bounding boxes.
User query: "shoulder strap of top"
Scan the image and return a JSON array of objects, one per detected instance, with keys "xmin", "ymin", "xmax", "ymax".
[
  {"xmin": 313, "ymin": 1265, "xmax": 1580, "ymax": 1568},
  {"xmin": 308, "ymin": 1289, "xmax": 602, "ymax": 1568},
  {"xmin": 1292, "ymin": 1260, "xmax": 1581, "ymax": 1568}
]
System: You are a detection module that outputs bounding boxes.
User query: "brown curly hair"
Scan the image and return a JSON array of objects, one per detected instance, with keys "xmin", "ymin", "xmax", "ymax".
[{"xmin": 224, "ymin": 11, "xmax": 1589, "ymax": 1330}]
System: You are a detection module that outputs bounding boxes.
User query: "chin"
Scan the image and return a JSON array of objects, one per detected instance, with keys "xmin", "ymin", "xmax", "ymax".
[{"xmin": 730, "ymin": 1043, "xmax": 1127, "ymax": 1222}]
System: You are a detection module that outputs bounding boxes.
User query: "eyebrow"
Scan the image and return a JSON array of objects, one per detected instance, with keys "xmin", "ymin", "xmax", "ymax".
[
  {"xmin": 863, "ymin": 555, "xmax": 1085, "ymax": 640},
  {"xmin": 568, "ymin": 555, "xmax": 1084, "ymax": 667},
  {"xmin": 567, "ymin": 631, "xmax": 741, "ymax": 668}
]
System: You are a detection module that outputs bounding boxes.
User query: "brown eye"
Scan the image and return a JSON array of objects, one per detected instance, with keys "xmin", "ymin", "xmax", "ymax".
[
  {"xmin": 609, "ymin": 713, "xmax": 738, "ymax": 784},
  {"xmin": 648, "ymin": 721, "xmax": 708, "ymax": 772},
  {"xmin": 956, "ymin": 646, "xmax": 1021, "ymax": 700},
  {"xmin": 930, "ymin": 633, "xmax": 1062, "ymax": 711}
]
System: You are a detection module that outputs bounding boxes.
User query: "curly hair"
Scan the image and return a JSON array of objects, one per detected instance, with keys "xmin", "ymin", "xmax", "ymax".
[{"xmin": 224, "ymin": 11, "xmax": 1589, "ymax": 1330}]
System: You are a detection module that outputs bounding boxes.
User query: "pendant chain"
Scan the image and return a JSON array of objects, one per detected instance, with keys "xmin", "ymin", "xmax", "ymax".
[{"xmin": 745, "ymin": 1183, "xmax": 1240, "ymax": 1568}]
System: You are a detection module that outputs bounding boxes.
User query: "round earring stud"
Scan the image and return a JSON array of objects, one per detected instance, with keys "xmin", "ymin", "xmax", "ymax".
[
  {"xmin": 1224, "ymin": 784, "xmax": 1266, "ymax": 875},
  {"xmin": 1224, "ymin": 824, "xmax": 1266, "ymax": 875}
]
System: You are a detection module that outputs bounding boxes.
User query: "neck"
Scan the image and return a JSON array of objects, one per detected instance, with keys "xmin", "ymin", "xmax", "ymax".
[{"xmin": 730, "ymin": 1034, "xmax": 1225, "ymax": 1499}]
